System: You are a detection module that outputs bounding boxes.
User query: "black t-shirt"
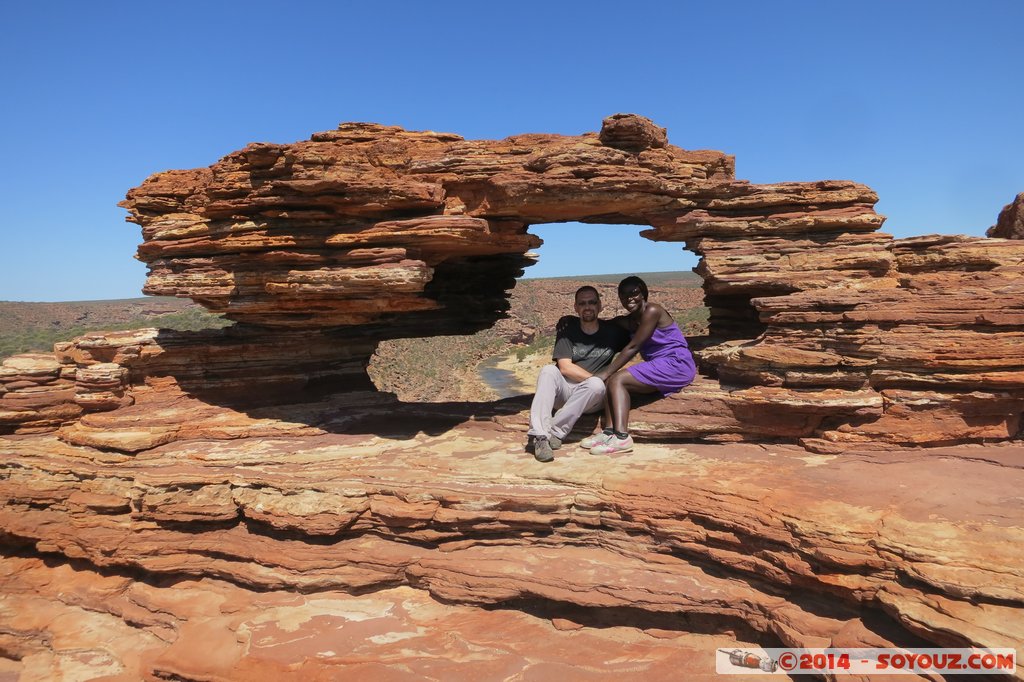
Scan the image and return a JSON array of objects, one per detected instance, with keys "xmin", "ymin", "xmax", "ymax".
[{"xmin": 552, "ymin": 317, "xmax": 629, "ymax": 374}]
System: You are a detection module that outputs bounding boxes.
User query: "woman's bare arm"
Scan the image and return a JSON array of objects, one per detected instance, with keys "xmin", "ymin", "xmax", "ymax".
[{"xmin": 593, "ymin": 303, "xmax": 664, "ymax": 380}]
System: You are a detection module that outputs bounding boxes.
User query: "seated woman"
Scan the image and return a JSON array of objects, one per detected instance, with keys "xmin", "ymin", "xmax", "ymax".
[{"xmin": 585, "ymin": 275, "xmax": 696, "ymax": 454}]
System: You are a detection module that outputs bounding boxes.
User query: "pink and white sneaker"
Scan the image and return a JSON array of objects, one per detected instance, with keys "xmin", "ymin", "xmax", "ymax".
[{"xmin": 590, "ymin": 434, "xmax": 634, "ymax": 455}]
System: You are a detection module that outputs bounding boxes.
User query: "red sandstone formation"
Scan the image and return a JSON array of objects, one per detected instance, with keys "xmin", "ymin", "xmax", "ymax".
[
  {"xmin": 5, "ymin": 113, "xmax": 1018, "ymax": 448},
  {"xmin": 2, "ymin": 115, "xmax": 1023, "ymax": 679},
  {"xmin": 0, "ymin": 554, "xmax": 765, "ymax": 680},
  {"xmin": 2, "ymin": 405, "xmax": 1022, "ymax": 678},
  {"xmin": 989, "ymin": 192, "xmax": 1024, "ymax": 240}
]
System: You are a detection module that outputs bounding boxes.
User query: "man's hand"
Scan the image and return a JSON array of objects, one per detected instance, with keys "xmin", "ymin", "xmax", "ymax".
[
  {"xmin": 555, "ymin": 315, "xmax": 576, "ymax": 337},
  {"xmin": 592, "ymin": 368, "xmax": 611, "ymax": 382}
]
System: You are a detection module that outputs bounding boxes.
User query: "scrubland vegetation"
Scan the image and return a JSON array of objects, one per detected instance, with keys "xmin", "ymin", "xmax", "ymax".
[{"xmin": 0, "ymin": 300, "xmax": 230, "ymax": 359}]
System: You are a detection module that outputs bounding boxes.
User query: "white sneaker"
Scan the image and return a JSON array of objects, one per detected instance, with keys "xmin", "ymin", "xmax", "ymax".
[{"xmin": 580, "ymin": 430, "xmax": 614, "ymax": 449}]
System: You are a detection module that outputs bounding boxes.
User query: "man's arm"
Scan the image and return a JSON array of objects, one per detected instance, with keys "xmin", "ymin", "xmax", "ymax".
[
  {"xmin": 551, "ymin": 316, "xmax": 592, "ymax": 383},
  {"xmin": 556, "ymin": 357, "xmax": 593, "ymax": 383}
]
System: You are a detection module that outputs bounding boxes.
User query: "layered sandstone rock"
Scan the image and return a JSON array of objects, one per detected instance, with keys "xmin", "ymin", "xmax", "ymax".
[
  {"xmin": 0, "ymin": 554, "xmax": 762, "ymax": 681},
  {"xmin": 118, "ymin": 115, "xmax": 885, "ymax": 336},
  {"xmin": 3, "ymin": 116, "xmax": 1023, "ymax": 677},
  {"xmin": 2, "ymin": 404, "xmax": 1021, "ymax": 679},
  {"xmin": 120, "ymin": 116, "xmax": 736, "ymax": 330},
  {"xmin": 109, "ymin": 113, "xmax": 1024, "ymax": 448},
  {"xmin": 2, "ymin": 327, "xmax": 377, "ymax": 436},
  {"xmin": 0, "ymin": 354, "xmax": 81, "ymax": 433}
]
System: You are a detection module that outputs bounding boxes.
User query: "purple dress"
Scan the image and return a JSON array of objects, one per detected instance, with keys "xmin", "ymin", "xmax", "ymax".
[{"xmin": 626, "ymin": 323, "xmax": 696, "ymax": 397}]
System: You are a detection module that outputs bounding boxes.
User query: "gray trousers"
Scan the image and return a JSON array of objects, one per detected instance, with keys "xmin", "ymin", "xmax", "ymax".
[{"xmin": 527, "ymin": 364, "xmax": 606, "ymax": 440}]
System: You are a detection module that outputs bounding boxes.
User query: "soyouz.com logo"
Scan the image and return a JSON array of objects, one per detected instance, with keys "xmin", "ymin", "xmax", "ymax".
[{"xmin": 716, "ymin": 647, "xmax": 1016, "ymax": 675}]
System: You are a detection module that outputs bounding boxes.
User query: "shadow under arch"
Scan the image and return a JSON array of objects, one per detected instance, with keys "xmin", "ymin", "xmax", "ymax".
[{"xmin": 78, "ymin": 322, "xmax": 537, "ymax": 445}]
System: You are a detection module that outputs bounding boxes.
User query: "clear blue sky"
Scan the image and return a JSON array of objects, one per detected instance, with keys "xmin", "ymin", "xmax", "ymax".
[{"xmin": 2, "ymin": 1, "xmax": 1022, "ymax": 301}]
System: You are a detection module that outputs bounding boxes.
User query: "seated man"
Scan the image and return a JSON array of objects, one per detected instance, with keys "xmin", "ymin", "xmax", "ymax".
[{"xmin": 527, "ymin": 285, "xmax": 629, "ymax": 462}]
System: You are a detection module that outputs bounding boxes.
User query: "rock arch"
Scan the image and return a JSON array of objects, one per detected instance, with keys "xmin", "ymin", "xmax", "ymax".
[
  {"xmin": 120, "ymin": 114, "xmax": 883, "ymax": 338},
  {"xmin": 113, "ymin": 113, "xmax": 1024, "ymax": 450},
  {"xmin": 4, "ymin": 115, "xmax": 1021, "ymax": 450}
]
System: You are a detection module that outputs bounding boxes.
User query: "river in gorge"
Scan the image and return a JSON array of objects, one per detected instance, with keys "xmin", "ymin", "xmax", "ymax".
[{"xmin": 477, "ymin": 354, "xmax": 533, "ymax": 399}]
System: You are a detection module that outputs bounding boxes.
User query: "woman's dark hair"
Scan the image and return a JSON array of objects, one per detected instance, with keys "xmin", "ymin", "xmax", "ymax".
[{"xmin": 617, "ymin": 275, "xmax": 649, "ymax": 301}]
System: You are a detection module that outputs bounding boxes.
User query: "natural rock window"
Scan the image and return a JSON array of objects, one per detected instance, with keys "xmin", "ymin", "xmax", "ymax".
[{"xmin": 5, "ymin": 114, "xmax": 1020, "ymax": 450}]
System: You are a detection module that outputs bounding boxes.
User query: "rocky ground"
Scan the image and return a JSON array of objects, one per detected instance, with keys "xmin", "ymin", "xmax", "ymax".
[
  {"xmin": 3, "ymin": 316, "xmax": 1017, "ymax": 680},
  {"xmin": 2, "ymin": 390, "xmax": 1020, "ymax": 680},
  {"xmin": 0, "ymin": 553, "xmax": 761, "ymax": 681}
]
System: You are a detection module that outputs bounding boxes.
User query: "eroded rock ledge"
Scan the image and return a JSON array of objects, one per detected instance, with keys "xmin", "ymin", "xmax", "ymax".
[{"xmin": 2, "ymin": 409, "xmax": 1022, "ymax": 679}]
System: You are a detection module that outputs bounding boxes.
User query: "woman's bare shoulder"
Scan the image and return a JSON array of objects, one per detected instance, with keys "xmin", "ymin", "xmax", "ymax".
[
  {"xmin": 644, "ymin": 302, "xmax": 666, "ymax": 318},
  {"xmin": 647, "ymin": 301, "xmax": 675, "ymax": 326}
]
